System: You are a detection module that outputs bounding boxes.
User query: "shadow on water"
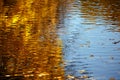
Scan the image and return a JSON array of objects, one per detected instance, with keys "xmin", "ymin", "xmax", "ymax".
[{"xmin": 58, "ymin": 0, "xmax": 120, "ymax": 80}]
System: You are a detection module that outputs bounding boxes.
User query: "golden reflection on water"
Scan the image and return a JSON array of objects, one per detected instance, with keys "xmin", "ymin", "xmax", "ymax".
[
  {"xmin": 80, "ymin": 0, "xmax": 120, "ymax": 27},
  {"xmin": 0, "ymin": 0, "xmax": 64, "ymax": 80}
]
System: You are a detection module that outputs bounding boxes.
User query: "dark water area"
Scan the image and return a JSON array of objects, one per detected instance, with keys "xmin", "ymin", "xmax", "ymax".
[{"xmin": 58, "ymin": 0, "xmax": 120, "ymax": 80}]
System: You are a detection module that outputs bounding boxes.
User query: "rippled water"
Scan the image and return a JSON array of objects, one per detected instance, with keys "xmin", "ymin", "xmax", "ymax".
[
  {"xmin": 0, "ymin": 0, "xmax": 64, "ymax": 80},
  {"xmin": 58, "ymin": 0, "xmax": 120, "ymax": 80},
  {"xmin": 1, "ymin": 0, "xmax": 120, "ymax": 80}
]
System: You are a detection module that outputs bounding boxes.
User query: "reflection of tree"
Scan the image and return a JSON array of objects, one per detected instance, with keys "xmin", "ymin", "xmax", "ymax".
[
  {"xmin": 100, "ymin": 0, "xmax": 120, "ymax": 23},
  {"xmin": 80, "ymin": 0, "xmax": 120, "ymax": 26},
  {"xmin": 0, "ymin": 0, "xmax": 64, "ymax": 80}
]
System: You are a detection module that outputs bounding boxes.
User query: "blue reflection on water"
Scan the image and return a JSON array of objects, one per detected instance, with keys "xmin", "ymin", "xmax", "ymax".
[{"xmin": 58, "ymin": 0, "xmax": 120, "ymax": 80}]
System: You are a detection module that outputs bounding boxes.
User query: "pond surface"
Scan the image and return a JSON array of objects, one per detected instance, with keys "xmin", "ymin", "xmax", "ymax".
[
  {"xmin": 58, "ymin": 0, "xmax": 120, "ymax": 80},
  {"xmin": 1, "ymin": 0, "xmax": 120, "ymax": 80}
]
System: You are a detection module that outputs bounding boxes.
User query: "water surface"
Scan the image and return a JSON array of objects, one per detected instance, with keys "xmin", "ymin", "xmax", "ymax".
[{"xmin": 58, "ymin": 0, "xmax": 120, "ymax": 80}]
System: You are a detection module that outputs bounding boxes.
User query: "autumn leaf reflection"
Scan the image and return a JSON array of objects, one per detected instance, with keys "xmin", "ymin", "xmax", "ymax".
[
  {"xmin": 80, "ymin": 0, "xmax": 120, "ymax": 26},
  {"xmin": 0, "ymin": 0, "xmax": 64, "ymax": 80}
]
